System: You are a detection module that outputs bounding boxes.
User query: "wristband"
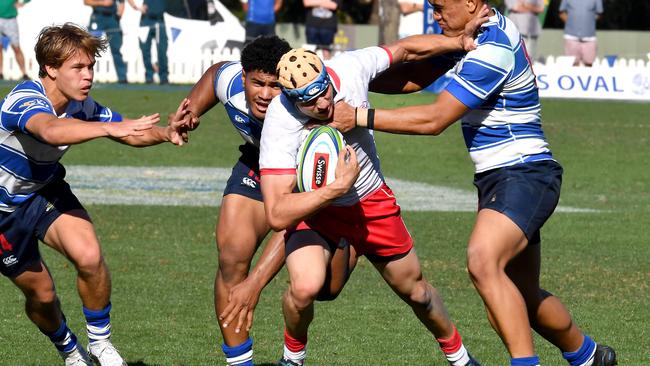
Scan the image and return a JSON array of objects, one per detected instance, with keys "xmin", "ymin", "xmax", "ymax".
[
  {"xmin": 367, "ymin": 109, "xmax": 375, "ymax": 130},
  {"xmin": 356, "ymin": 108, "xmax": 368, "ymax": 128}
]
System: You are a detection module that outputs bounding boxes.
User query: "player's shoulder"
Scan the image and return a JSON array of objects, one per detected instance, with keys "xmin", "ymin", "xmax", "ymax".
[
  {"xmin": 215, "ymin": 61, "xmax": 244, "ymax": 102},
  {"xmin": 476, "ymin": 10, "xmax": 515, "ymax": 50},
  {"xmin": 3, "ymin": 80, "xmax": 52, "ymax": 112}
]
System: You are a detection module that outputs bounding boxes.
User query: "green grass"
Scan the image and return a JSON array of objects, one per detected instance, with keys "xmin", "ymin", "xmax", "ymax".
[{"xmin": 0, "ymin": 84, "xmax": 648, "ymax": 365}]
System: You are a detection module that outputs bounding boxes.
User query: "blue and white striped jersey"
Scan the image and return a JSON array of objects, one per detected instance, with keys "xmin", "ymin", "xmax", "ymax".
[
  {"xmin": 445, "ymin": 9, "xmax": 553, "ymax": 173},
  {"xmin": 214, "ymin": 62, "xmax": 263, "ymax": 147},
  {"xmin": 0, "ymin": 80, "xmax": 122, "ymax": 212}
]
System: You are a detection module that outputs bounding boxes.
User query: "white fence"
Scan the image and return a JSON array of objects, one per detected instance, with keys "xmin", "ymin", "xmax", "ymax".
[{"xmin": 4, "ymin": 49, "xmax": 650, "ymax": 101}]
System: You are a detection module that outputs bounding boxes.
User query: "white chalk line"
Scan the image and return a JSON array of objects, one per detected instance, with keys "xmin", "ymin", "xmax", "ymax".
[{"xmin": 64, "ymin": 165, "xmax": 596, "ymax": 213}]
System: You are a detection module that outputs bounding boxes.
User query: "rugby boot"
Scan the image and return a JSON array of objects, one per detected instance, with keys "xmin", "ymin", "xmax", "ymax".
[
  {"xmin": 462, "ymin": 352, "xmax": 481, "ymax": 366},
  {"xmin": 277, "ymin": 357, "xmax": 303, "ymax": 366},
  {"xmin": 59, "ymin": 344, "xmax": 92, "ymax": 366},
  {"xmin": 593, "ymin": 344, "xmax": 617, "ymax": 366},
  {"xmin": 88, "ymin": 339, "xmax": 127, "ymax": 366}
]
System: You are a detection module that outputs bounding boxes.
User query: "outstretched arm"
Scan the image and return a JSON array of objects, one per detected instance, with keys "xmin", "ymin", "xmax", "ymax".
[
  {"xmin": 25, "ymin": 112, "xmax": 157, "ymax": 146},
  {"xmin": 181, "ymin": 61, "xmax": 228, "ymax": 131},
  {"xmin": 331, "ymin": 90, "xmax": 469, "ymax": 135},
  {"xmin": 117, "ymin": 98, "xmax": 193, "ymax": 146}
]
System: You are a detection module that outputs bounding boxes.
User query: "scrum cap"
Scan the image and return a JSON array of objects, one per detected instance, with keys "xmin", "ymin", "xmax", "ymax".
[{"xmin": 276, "ymin": 48, "xmax": 330, "ymax": 103}]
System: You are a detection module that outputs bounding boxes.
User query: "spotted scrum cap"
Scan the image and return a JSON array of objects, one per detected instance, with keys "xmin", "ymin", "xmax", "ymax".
[{"xmin": 276, "ymin": 48, "xmax": 330, "ymax": 103}]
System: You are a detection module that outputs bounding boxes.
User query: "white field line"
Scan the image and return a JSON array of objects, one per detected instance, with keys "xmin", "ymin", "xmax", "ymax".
[{"xmin": 64, "ymin": 165, "xmax": 596, "ymax": 213}]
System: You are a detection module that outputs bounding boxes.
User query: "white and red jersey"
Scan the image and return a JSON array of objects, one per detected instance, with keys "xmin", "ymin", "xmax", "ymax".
[{"xmin": 259, "ymin": 46, "xmax": 393, "ymax": 206}]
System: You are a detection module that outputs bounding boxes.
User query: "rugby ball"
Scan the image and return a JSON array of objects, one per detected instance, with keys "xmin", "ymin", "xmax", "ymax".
[{"xmin": 296, "ymin": 126, "xmax": 346, "ymax": 192}]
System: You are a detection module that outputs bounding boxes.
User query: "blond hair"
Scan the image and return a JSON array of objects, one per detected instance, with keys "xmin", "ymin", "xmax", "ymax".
[{"xmin": 35, "ymin": 23, "xmax": 107, "ymax": 78}]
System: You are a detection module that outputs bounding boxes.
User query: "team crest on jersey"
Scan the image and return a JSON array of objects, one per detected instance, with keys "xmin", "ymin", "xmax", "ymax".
[
  {"xmin": 19, "ymin": 99, "xmax": 47, "ymax": 110},
  {"xmin": 234, "ymin": 114, "xmax": 247, "ymax": 124}
]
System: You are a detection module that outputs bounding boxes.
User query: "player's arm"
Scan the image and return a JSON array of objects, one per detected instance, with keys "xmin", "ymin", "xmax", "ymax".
[
  {"xmin": 261, "ymin": 146, "xmax": 358, "ymax": 231},
  {"xmin": 332, "ymin": 90, "xmax": 469, "ymax": 135},
  {"xmin": 219, "ymin": 230, "xmax": 285, "ymax": 333},
  {"xmin": 369, "ymin": 60, "xmax": 449, "ymax": 94},
  {"xmin": 384, "ymin": 4, "xmax": 489, "ymax": 63},
  {"xmin": 179, "ymin": 61, "xmax": 229, "ymax": 130},
  {"xmin": 25, "ymin": 112, "xmax": 157, "ymax": 146},
  {"xmin": 115, "ymin": 98, "xmax": 192, "ymax": 146}
]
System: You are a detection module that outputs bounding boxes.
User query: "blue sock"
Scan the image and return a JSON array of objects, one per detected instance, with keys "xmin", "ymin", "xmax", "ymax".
[
  {"xmin": 563, "ymin": 335, "xmax": 597, "ymax": 366},
  {"xmin": 221, "ymin": 337, "xmax": 253, "ymax": 366},
  {"xmin": 40, "ymin": 319, "xmax": 78, "ymax": 353},
  {"xmin": 511, "ymin": 356, "xmax": 540, "ymax": 366},
  {"xmin": 83, "ymin": 302, "xmax": 112, "ymax": 344}
]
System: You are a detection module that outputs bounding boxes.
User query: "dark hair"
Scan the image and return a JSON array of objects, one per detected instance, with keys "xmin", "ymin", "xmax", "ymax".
[
  {"xmin": 35, "ymin": 23, "xmax": 107, "ymax": 78},
  {"xmin": 240, "ymin": 35, "xmax": 292, "ymax": 74}
]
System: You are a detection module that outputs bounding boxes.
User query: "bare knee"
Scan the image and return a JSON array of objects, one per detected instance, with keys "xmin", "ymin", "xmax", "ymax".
[
  {"xmin": 216, "ymin": 239, "xmax": 253, "ymax": 285},
  {"xmin": 466, "ymin": 245, "xmax": 501, "ymax": 287},
  {"xmin": 72, "ymin": 244, "xmax": 105, "ymax": 277},
  {"xmin": 289, "ymin": 280, "xmax": 322, "ymax": 311},
  {"xmin": 23, "ymin": 281, "xmax": 58, "ymax": 308}
]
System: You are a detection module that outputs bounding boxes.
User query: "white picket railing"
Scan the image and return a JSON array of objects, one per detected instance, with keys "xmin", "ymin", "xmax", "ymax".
[{"xmin": 3, "ymin": 50, "xmax": 649, "ymax": 85}]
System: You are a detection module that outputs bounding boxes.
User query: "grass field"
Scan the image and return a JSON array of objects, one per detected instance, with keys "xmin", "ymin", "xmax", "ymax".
[{"xmin": 0, "ymin": 83, "xmax": 648, "ymax": 365}]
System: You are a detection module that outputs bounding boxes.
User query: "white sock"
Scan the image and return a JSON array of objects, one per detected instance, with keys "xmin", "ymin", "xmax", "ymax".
[
  {"xmin": 445, "ymin": 344, "xmax": 470, "ymax": 366},
  {"xmin": 283, "ymin": 344, "xmax": 306, "ymax": 365}
]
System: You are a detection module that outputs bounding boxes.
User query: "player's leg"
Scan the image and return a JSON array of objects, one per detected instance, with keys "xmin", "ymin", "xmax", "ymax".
[
  {"xmin": 316, "ymin": 239, "xmax": 357, "ymax": 301},
  {"xmin": 467, "ymin": 209, "xmax": 534, "ymax": 358},
  {"xmin": 508, "ymin": 237, "xmax": 617, "ymax": 366},
  {"xmin": 12, "ymin": 261, "xmax": 92, "ymax": 364},
  {"xmin": 43, "ymin": 209, "xmax": 125, "ymax": 366},
  {"xmin": 38, "ymin": 179, "xmax": 125, "ymax": 366},
  {"xmin": 280, "ymin": 230, "xmax": 332, "ymax": 366},
  {"xmin": 372, "ymin": 250, "xmax": 477, "ymax": 366},
  {"xmin": 215, "ymin": 193, "xmax": 271, "ymax": 365}
]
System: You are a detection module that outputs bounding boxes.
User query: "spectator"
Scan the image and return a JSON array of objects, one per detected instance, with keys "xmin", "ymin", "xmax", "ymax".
[
  {"xmin": 0, "ymin": 0, "xmax": 29, "ymax": 80},
  {"xmin": 85, "ymin": 0, "xmax": 128, "ymax": 84},
  {"xmin": 241, "ymin": 0, "xmax": 282, "ymax": 44},
  {"xmin": 128, "ymin": 0, "xmax": 169, "ymax": 84},
  {"xmin": 505, "ymin": 0, "xmax": 544, "ymax": 62},
  {"xmin": 303, "ymin": 0, "xmax": 340, "ymax": 60},
  {"xmin": 559, "ymin": 0, "xmax": 603, "ymax": 67},
  {"xmin": 397, "ymin": 0, "xmax": 424, "ymax": 39}
]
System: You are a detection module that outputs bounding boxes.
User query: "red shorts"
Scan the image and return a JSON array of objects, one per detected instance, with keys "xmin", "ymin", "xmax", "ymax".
[{"xmin": 287, "ymin": 184, "xmax": 413, "ymax": 261}]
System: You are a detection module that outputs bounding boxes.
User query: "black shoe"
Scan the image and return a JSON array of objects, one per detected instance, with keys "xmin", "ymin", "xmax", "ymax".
[
  {"xmin": 464, "ymin": 353, "xmax": 481, "ymax": 366},
  {"xmin": 593, "ymin": 344, "xmax": 617, "ymax": 366},
  {"xmin": 277, "ymin": 357, "xmax": 302, "ymax": 366},
  {"xmin": 118, "ymin": 79, "xmax": 128, "ymax": 84},
  {"xmin": 21, "ymin": 74, "xmax": 29, "ymax": 81},
  {"xmin": 159, "ymin": 80, "xmax": 169, "ymax": 85}
]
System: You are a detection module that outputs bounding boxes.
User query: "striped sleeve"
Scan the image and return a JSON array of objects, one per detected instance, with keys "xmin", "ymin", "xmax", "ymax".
[
  {"xmin": 445, "ymin": 36, "xmax": 515, "ymax": 109},
  {"xmin": 1, "ymin": 95, "xmax": 54, "ymax": 133}
]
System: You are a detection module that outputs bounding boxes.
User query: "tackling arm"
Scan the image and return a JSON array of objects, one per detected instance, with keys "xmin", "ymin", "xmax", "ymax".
[
  {"xmin": 332, "ymin": 90, "xmax": 469, "ymax": 135},
  {"xmin": 182, "ymin": 61, "xmax": 228, "ymax": 130}
]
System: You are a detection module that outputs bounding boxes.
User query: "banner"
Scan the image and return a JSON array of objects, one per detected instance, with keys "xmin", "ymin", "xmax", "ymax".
[{"xmin": 535, "ymin": 65, "xmax": 650, "ymax": 101}]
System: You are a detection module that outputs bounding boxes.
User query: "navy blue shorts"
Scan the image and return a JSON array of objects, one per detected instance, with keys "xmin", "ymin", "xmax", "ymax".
[
  {"xmin": 0, "ymin": 178, "xmax": 83, "ymax": 278},
  {"xmin": 223, "ymin": 144, "xmax": 263, "ymax": 202},
  {"xmin": 474, "ymin": 160, "xmax": 563, "ymax": 244}
]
